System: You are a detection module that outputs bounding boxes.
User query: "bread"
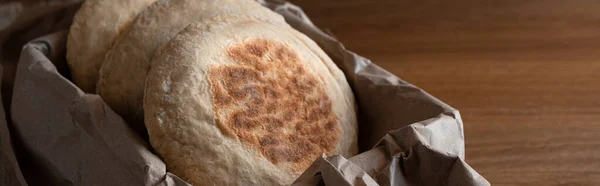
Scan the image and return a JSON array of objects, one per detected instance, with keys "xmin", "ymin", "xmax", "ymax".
[
  {"xmin": 66, "ymin": 0, "xmax": 156, "ymax": 93},
  {"xmin": 143, "ymin": 17, "xmax": 358, "ymax": 186},
  {"xmin": 97, "ymin": 0, "xmax": 285, "ymax": 135}
]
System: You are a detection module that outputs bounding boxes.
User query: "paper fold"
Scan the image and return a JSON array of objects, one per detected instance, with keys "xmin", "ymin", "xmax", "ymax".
[
  {"xmin": 9, "ymin": 32, "xmax": 191, "ymax": 185},
  {"xmin": 0, "ymin": 63, "xmax": 27, "ymax": 186}
]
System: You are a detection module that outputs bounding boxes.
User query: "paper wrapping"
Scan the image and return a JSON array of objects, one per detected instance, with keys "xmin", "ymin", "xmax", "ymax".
[
  {"xmin": 0, "ymin": 0, "xmax": 489, "ymax": 185},
  {"xmin": 0, "ymin": 65, "xmax": 27, "ymax": 186}
]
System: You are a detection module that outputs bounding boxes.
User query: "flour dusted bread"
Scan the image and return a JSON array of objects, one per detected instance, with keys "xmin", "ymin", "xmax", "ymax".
[
  {"xmin": 67, "ymin": 0, "xmax": 156, "ymax": 92},
  {"xmin": 97, "ymin": 0, "xmax": 285, "ymax": 135},
  {"xmin": 144, "ymin": 18, "xmax": 358, "ymax": 185}
]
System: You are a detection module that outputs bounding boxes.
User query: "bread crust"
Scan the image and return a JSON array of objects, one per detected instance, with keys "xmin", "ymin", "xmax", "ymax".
[
  {"xmin": 96, "ymin": 0, "xmax": 285, "ymax": 135},
  {"xmin": 144, "ymin": 18, "xmax": 357, "ymax": 186},
  {"xmin": 67, "ymin": 0, "xmax": 156, "ymax": 93}
]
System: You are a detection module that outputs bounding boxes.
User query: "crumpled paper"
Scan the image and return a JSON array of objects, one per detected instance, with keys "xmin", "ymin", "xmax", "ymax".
[
  {"xmin": 0, "ymin": 65, "xmax": 27, "ymax": 186},
  {"xmin": 0, "ymin": 0, "xmax": 489, "ymax": 185}
]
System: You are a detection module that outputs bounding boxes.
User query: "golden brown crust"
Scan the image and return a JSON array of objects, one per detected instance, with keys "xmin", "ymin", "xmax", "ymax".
[
  {"xmin": 208, "ymin": 39, "xmax": 340, "ymax": 172},
  {"xmin": 144, "ymin": 19, "xmax": 356, "ymax": 185},
  {"xmin": 96, "ymin": 0, "xmax": 287, "ymax": 139}
]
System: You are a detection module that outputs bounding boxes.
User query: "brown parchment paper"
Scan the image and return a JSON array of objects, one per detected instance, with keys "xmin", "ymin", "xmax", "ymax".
[
  {"xmin": 11, "ymin": 31, "xmax": 191, "ymax": 186},
  {"xmin": 0, "ymin": 64, "xmax": 27, "ymax": 186},
  {"xmin": 1, "ymin": 0, "xmax": 490, "ymax": 185}
]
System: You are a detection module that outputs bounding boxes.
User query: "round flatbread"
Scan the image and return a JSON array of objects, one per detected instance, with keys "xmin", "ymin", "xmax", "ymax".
[
  {"xmin": 144, "ymin": 18, "xmax": 358, "ymax": 185},
  {"xmin": 97, "ymin": 0, "xmax": 285, "ymax": 136},
  {"xmin": 67, "ymin": 0, "xmax": 156, "ymax": 93}
]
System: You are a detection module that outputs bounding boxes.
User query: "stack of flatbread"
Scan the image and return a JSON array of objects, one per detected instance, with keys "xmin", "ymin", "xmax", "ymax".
[{"xmin": 67, "ymin": 0, "xmax": 358, "ymax": 185}]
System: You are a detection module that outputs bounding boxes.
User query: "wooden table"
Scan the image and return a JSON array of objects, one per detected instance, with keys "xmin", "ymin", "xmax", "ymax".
[{"xmin": 290, "ymin": 0, "xmax": 600, "ymax": 185}]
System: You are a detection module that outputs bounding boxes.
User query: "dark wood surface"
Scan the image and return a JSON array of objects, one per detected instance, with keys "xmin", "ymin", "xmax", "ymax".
[{"xmin": 289, "ymin": 0, "xmax": 600, "ymax": 185}]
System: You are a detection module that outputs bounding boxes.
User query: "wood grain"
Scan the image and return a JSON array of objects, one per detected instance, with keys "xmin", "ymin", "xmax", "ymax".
[{"xmin": 289, "ymin": 0, "xmax": 600, "ymax": 185}]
